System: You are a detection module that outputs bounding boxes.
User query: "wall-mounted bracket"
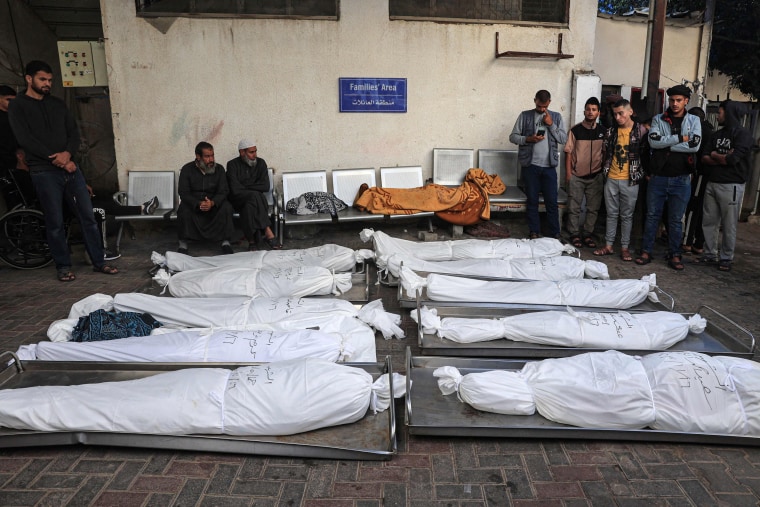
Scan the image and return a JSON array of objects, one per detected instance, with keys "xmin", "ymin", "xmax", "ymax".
[{"xmin": 495, "ymin": 32, "xmax": 574, "ymax": 60}]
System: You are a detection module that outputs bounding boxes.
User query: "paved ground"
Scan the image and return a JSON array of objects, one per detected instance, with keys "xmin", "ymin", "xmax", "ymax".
[{"xmin": 1, "ymin": 213, "xmax": 760, "ymax": 507}]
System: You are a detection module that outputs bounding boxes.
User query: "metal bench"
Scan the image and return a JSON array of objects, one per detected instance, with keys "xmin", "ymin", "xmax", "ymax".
[
  {"xmin": 331, "ymin": 168, "xmax": 384, "ymax": 224},
  {"xmin": 278, "ymin": 170, "xmax": 333, "ymax": 244},
  {"xmin": 477, "ymin": 149, "xmax": 528, "ymax": 211},
  {"xmin": 432, "ymin": 148, "xmax": 474, "ymax": 186},
  {"xmin": 113, "ymin": 171, "xmax": 177, "ymax": 253},
  {"xmin": 380, "ymin": 166, "xmax": 433, "ymax": 230}
]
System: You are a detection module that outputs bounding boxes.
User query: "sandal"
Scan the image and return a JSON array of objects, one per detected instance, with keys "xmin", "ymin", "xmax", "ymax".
[
  {"xmin": 620, "ymin": 248, "xmax": 633, "ymax": 262},
  {"xmin": 583, "ymin": 237, "xmax": 597, "ymax": 249},
  {"xmin": 93, "ymin": 264, "xmax": 119, "ymax": 275},
  {"xmin": 635, "ymin": 252, "xmax": 652, "ymax": 265},
  {"xmin": 718, "ymin": 260, "xmax": 732, "ymax": 272},
  {"xmin": 57, "ymin": 269, "xmax": 76, "ymax": 282},
  {"xmin": 570, "ymin": 236, "xmax": 583, "ymax": 248},
  {"xmin": 691, "ymin": 256, "xmax": 718, "ymax": 266},
  {"xmin": 667, "ymin": 256, "xmax": 685, "ymax": 271},
  {"xmin": 265, "ymin": 237, "xmax": 283, "ymax": 250},
  {"xmin": 593, "ymin": 246, "xmax": 614, "ymax": 257}
]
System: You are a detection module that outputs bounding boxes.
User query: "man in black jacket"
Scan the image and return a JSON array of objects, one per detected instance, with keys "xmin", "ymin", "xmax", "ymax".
[
  {"xmin": 226, "ymin": 139, "xmax": 280, "ymax": 250},
  {"xmin": 7, "ymin": 60, "xmax": 117, "ymax": 281},
  {"xmin": 695, "ymin": 100, "xmax": 755, "ymax": 272}
]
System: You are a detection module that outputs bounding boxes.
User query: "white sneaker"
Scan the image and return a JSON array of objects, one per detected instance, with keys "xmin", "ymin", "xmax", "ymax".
[{"xmin": 104, "ymin": 249, "xmax": 121, "ymax": 261}]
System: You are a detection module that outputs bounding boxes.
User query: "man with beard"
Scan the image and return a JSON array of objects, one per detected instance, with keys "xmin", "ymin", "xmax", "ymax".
[
  {"xmin": 7, "ymin": 60, "xmax": 117, "ymax": 281},
  {"xmin": 226, "ymin": 139, "xmax": 281, "ymax": 251},
  {"xmin": 177, "ymin": 141, "xmax": 235, "ymax": 255},
  {"xmin": 694, "ymin": 100, "xmax": 754, "ymax": 272},
  {"xmin": 635, "ymin": 84, "xmax": 701, "ymax": 270}
]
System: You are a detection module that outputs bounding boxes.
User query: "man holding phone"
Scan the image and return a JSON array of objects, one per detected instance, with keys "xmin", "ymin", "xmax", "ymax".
[{"xmin": 510, "ymin": 89, "xmax": 568, "ymax": 239}]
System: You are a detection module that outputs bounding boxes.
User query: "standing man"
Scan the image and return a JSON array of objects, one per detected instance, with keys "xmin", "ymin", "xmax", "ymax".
[
  {"xmin": 7, "ymin": 60, "xmax": 117, "ymax": 281},
  {"xmin": 694, "ymin": 100, "xmax": 754, "ymax": 272},
  {"xmin": 593, "ymin": 99, "xmax": 648, "ymax": 262},
  {"xmin": 635, "ymin": 84, "xmax": 701, "ymax": 270},
  {"xmin": 226, "ymin": 139, "xmax": 281, "ymax": 251},
  {"xmin": 510, "ymin": 89, "xmax": 567, "ymax": 239},
  {"xmin": 564, "ymin": 97, "xmax": 605, "ymax": 249},
  {"xmin": 177, "ymin": 141, "xmax": 235, "ymax": 255}
]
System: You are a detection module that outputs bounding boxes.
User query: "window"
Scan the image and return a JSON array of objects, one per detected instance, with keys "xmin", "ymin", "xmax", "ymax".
[
  {"xmin": 135, "ymin": 0, "xmax": 339, "ymax": 19},
  {"xmin": 389, "ymin": 0, "xmax": 568, "ymax": 24}
]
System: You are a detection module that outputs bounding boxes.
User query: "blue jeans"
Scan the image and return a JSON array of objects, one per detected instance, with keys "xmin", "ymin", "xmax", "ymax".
[
  {"xmin": 640, "ymin": 174, "xmax": 691, "ymax": 257},
  {"xmin": 30, "ymin": 168, "xmax": 104, "ymax": 270},
  {"xmin": 523, "ymin": 164, "xmax": 560, "ymax": 237}
]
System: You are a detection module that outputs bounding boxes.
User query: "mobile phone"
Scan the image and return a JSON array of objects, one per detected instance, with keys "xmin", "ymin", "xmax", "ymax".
[{"xmin": 536, "ymin": 128, "xmax": 545, "ymax": 136}]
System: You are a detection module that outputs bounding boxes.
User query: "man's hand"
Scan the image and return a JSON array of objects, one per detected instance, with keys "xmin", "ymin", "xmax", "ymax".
[
  {"xmin": 199, "ymin": 197, "xmax": 214, "ymax": 212},
  {"xmin": 63, "ymin": 161, "xmax": 77, "ymax": 173},
  {"xmin": 527, "ymin": 134, "xmax": 545, "ymax": 143},
  {"xmin": 543, "ymin": 111, "xmax": 553, "ymax": 126},
  {"xmin": 49, "ymin": 151, "xmax": 72, "ymax": 168}
]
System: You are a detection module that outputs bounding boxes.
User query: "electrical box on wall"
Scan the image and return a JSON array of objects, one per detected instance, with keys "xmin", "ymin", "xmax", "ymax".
[{"xmin": 57, "ymin": 41, "xmax": 108, "ymax": 87}]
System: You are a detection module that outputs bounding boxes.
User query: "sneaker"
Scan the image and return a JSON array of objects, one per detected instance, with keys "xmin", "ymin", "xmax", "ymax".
[
  {"xmin": 221, "ymin": 244, "xmax": 233, "ymax": 255},
  {"xmin": 104, "ymin": 249, "xmax": 121, "ymax": 261},
  {"xmin": 142, "ymin": 196, "xmax": 159, "ymax": 215}
]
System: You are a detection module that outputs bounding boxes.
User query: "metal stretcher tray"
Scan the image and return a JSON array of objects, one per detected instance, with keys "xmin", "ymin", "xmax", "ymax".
[
  {"xmin": 405, "ymin": 351, "xmax": 760, "ymax": 447},
  {"xmin": 339, "ymin": 270, "xmax": 370, "ymax": 302},
  {"xmin": 0, "ymin": 353, "xmax": 396, "ymax": 460},
  {"xmin": 397, "ymin": 276, "xmax": 675, "ymax": 312},
  {"xmin": 414, "ymin": 304, "xmax": 755, "ymax": 358}
]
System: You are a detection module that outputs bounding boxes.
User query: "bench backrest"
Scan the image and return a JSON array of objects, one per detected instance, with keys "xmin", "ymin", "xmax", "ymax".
[
  {"xmin": 477, "ymin": 149, "xmax": 519, "ymax": 186},
  {"xmin": 281, "ymin": 170, "xmax": 328, "ymax": 204},
  {"xmin": 266, "ymin": 167, "xmax": 275, "ymax": 207},
  {"xmin": 126, "ymin": 171, "xmax": 176, "ymax": 209},
  {"xmin": 433, "ymin": 148, "xmax": 474, "ymax": 186},
  {"xmin": 332, "ymin": 168, "xmax": 376, "ymax": 206},
  {"xmin": 380, "ymin": 166, "xmax": 423, "ymax": 189}
]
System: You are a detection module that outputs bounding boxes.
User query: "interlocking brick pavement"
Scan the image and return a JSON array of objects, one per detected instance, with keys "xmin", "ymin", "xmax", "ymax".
[{"xmin": 1, "ymin": 216, "xmax": 760, "ymax": 506}]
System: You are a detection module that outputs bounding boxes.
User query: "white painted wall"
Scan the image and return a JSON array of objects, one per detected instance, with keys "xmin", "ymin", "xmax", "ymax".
[
  {"xmin": 101, "ymin": 0, "xmax": 597, "ymax": 189},
  {"xmin": 594, "ymin": 16, "xmax": 702, "ymax": 95}
]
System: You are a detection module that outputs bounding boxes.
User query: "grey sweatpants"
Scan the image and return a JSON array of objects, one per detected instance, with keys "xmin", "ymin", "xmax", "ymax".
[
  {"xmin": 567, "ymin": 173, "xmax": 604, "ymax": 237},
  {"xmin": 702, "ymin": 181, "xmax": 745, "ymax": 262}
]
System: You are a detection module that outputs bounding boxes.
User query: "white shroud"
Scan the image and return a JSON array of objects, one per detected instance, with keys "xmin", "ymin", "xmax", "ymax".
[
  {"xmin": 413, "ymin": 306, "xmax": 707, "ymax": 349},
  {"xmin": 156, "ymin": 265, "xmax": 352, "ymax": 298},
  {"xmin": 401, "ymin": 268, "xmax": 659, "ymax": 310},
  {"xmin": 0, "ymin": 359, "xmax": 406, "ymax": 436},
  {"xmin": 152, "ymin": 244, "xmax": 374, "ymax": 273},
  {"xmin": 385, "ymin": 253, "xmax": 609, "ymax": 280},
  {"xmin": 360, "ymin": 229, "xmax": 576, "ymax": 270},
  {"xmin": 434, "ymin": 351, "xmax": 760, "ymax": 436}
]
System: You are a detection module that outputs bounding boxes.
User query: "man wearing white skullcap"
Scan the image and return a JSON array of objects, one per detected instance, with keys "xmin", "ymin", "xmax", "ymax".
[{"xmin": 226, "ymin": 139, "xmax": 281, "ymax": 250}]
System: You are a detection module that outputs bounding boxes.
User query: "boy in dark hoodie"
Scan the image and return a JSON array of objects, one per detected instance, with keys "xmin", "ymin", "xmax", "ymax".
[{"xmin": 696, "ymin": 100, "xmax": 755, "ymax": 271}]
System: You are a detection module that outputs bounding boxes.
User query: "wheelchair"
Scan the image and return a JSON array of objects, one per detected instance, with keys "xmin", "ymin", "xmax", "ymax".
[{"xmin": 0, "ymin": 169, "xmax": 54, "ymax": 269}]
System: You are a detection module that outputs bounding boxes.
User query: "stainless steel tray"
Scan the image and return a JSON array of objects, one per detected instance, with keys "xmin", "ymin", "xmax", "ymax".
[
  {"xmin": 405, "ymin": 350, "xmax": 760, "ymax": 446},
  {"xmin": 0, "ymin": 353, "xmax": 396, "ymax": 460},
  {"xmin": 413, "ymin": 304, "xmax": 755, "ymax": 358}
]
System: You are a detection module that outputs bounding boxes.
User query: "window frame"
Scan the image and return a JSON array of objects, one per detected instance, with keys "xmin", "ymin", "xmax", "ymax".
[
  {"xmin": 389, "ymin": 0, "xmax": 570, "ymax": 27},
  {"xmin": 134, "ymin": 0, "xmax": 340, "ymax": 20}
]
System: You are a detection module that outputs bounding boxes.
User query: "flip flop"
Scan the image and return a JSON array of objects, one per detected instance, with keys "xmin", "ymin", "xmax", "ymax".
[
  {"xmin": 57, "ymin": 269, "xmax": 76, "ymax": 282},
  {"xmin": 620, "ymin": 248, "xmax": 633, "ymax": 262},
  {"xmin": 583, "ymin": 237, "xmax": 597, "ymax": 249},
  {"xmin": 93, "ymin": 265, "xmax": 119, "ymax": 275},
  {"xmin": 570, "ymin": 236, "xmax": 583, "ymax": 248},
  {"xmin": 593, "ymin": 247, "xmax": 614, "ymax": 256},
  {"xmin": 635, "ymin": 252, "xmax": 652, "ymax": 265},
  {"xmin": 668, "ymin": 256, "xmax": 685, "ymax": 271}
]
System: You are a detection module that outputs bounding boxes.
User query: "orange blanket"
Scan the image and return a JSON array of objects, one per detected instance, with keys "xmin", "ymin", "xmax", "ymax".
[{"xmin": 353, "ymin": 168, "xmax": 505, "ymax": 226}]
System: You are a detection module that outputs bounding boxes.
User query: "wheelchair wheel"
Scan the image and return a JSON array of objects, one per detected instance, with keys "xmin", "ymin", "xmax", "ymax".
[{"xmin": 0, "ymin": 208, "xmax": 54, "ymax": 269}]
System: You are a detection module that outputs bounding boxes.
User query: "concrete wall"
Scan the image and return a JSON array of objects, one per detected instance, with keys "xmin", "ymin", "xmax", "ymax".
[
  {"xmin": 101, "ymin": 0, "xmax": 597, "ymax": 189},
  {"xmin": 704, "ymin": 71, "xmax": 753, "ymax": 103},
  {"xmin": 594, "ymin": 16, "xmax": 702, "ymax": 96}
]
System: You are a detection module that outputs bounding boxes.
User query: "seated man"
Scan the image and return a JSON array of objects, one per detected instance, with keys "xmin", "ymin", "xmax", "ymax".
[
  {"xmin": 177, "ymin": 141, "xmax": 235, "ymax": 255},
  {"xmin": 226, "ymin": 139, "xmax": 281, "ymax": 250}
]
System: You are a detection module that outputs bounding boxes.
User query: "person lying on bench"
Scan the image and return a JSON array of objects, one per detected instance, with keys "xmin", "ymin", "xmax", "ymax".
[
  {"xmin": 226, "ymin": 138, "xmax": 281, "ymax": 251},
  {"xmin": 177, "ymin": 141, "xmax": 235, "ymax": 255}
]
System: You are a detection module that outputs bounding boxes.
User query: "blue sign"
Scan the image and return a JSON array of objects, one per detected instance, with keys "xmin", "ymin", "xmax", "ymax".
[{"xmin": 339, "ymin": 78, "xmax": 407, "ymax": 113}]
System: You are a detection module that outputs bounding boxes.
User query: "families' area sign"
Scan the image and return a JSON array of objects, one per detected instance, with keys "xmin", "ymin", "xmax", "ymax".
[{"xmin": 339, "ymin": 78, "xmax": 407, "ymax": 113}]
